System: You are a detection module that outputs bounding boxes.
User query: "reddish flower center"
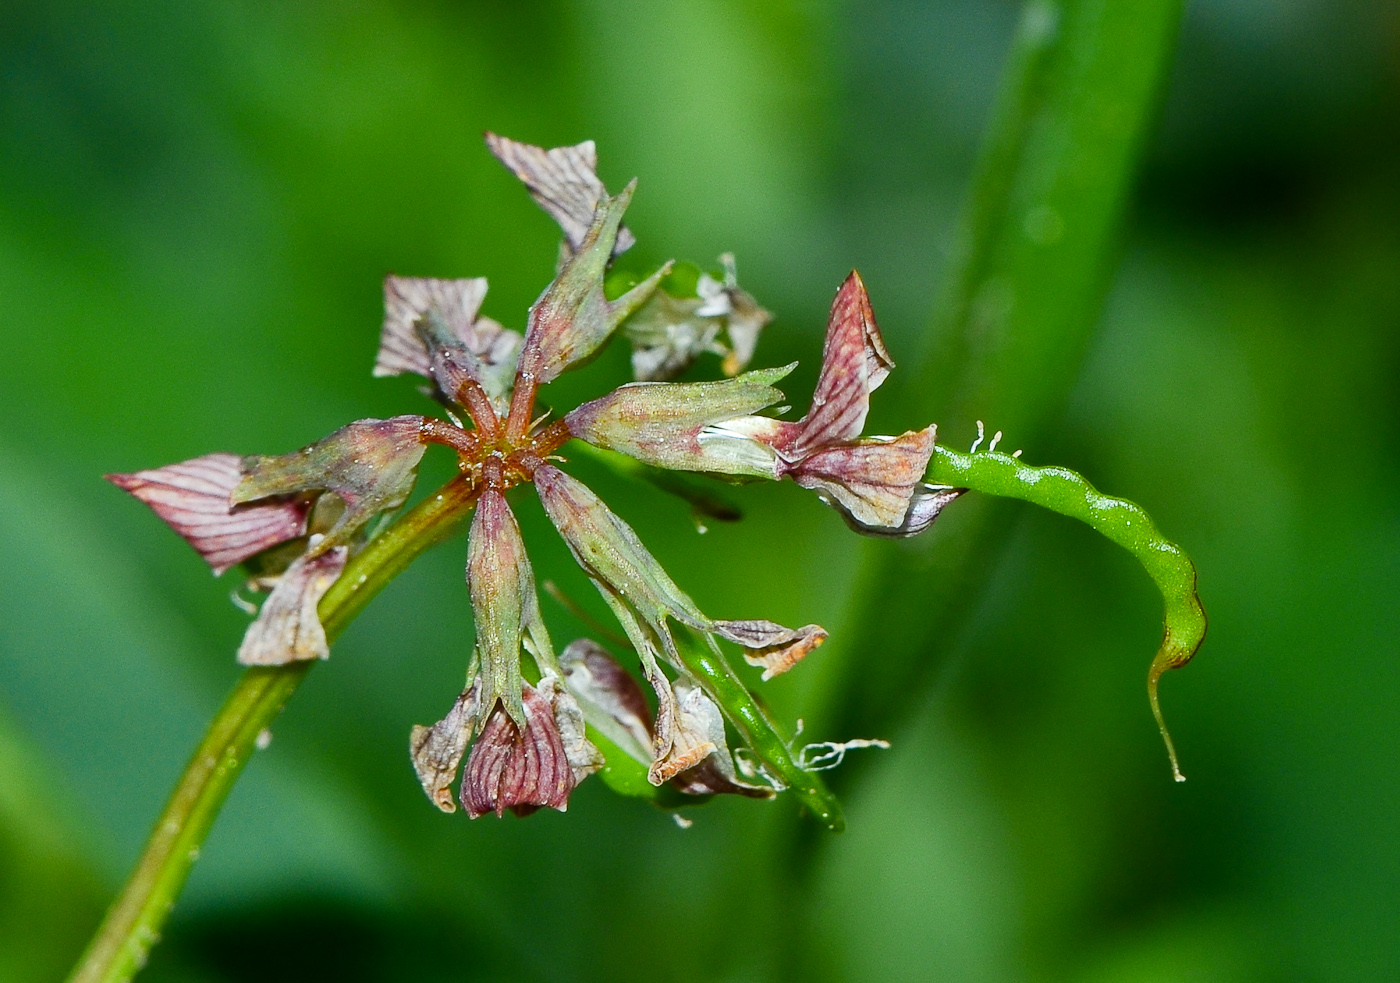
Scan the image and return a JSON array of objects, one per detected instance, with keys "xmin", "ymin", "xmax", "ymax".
[{"xmin": 418, "ymin": 373, "xmax": 571, "ymax": 492}]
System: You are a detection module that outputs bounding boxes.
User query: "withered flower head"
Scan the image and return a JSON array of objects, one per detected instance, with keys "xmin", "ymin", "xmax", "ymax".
[{"xmin": 111, "ymin": 133, "xmax": 962, "ymax": 823}]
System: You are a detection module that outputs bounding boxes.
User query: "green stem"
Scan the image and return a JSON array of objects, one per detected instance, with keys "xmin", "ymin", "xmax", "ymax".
[
  {"xmin": 929, "ymin": 445, "xmax": 1205, "ymax": 779},
  {"xmin": 66, "ymin": 477, "xmax": 480, "ymax": 983},
  {"xmin": 812, "ymin": 0, "xmax": 1186, "ymax": 768},
  {"xmin": 673, "ymin": 634, "xmax": 844, "ymax": 831}
]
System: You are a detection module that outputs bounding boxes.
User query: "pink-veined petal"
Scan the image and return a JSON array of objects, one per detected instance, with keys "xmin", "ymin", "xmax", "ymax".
[
  {"xmin": 462, "ymin": 684, "xmax": 575, "ymax": 818},
  {"xmin": 787, "ymin": 271, "xmax": 894, "ymax": 457},
  {"xmin": 788, "ymin": 426, "xmax": 937, "ymax": 532},
  {"xmin": 484, "ymin": 132, "xmax": 635, "ymax": 257},
  {"xmin": 107, "ymin": 453, "xmax": 307, "ymax": 575}
]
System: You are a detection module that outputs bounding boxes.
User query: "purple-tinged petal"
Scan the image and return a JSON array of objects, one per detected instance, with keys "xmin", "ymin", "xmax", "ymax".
[
  {"xmin": 559, "ymin": 639, "xmax": 654, "ymax": 765},
  {"xmin": 107, "ymin": 454, "xmax": 308, "ymax": 575},
  {"xmin": 518, "ymin": 184, "xmax": 670, "ymax": 385},
  {"xmin": 787, "ymin": 271, "xmax": 894, "ymax": 457},
  {"xmin": 713, "ymin": 619, "xmax": 828, "ymax": 681},
  {"xmin": 416, "ymin": 309, "xmax": 521, "ymax": 416},
  {"xmin": 462, "ymin": 683, "xmax": 574, "ymax": 818},
  {"xmin": 484, "ymin": 132, "xmax": 635, "ymax": 258},
  {"xmin": 236, "ymin": 545, "xmax": 347, "ymax": 666},
  {"xmin": 410, "ymin": 682, "xmax": 481, "ymax": 813},
  {"xmin": 564, "ymin": 365, "xmax": 792, "ymax": 476},
  {"xmin": 787, "ymin": 426, "xmax": 937, "ymax": 532},
  {"xmin": 537, "ymin": 674, "xmax": 604, "ymax": 784},
  {"xmin": 858, "ymin": 483, "xmax": 967, "ymax": 539},
  {"xmin": 376, "ymin": 277, "xmax": 522, "ymax": 412},
  {"xmin": 234, "ymin": 416, "xmax": 427, "ymax": 552}
]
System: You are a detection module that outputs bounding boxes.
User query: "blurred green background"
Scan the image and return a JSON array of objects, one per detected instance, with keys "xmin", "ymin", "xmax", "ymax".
[{"xmin": 2, "ymin": 1, "xmax": 1398, "ymax": 980}]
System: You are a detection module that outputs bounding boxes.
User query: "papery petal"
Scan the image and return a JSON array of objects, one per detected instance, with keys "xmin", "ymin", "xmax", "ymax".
[
  {"xmin": 650, "ymin": 678, "xmax": 772, "ymax": 798},
  {"xmin": 376, "ymin": 276, "xmax": 509, "ymax": 374},
  {"xmin": 564, "ymin": 365, "xmax": 792, "ymax": 476},
  {"xmin": 694, "ymin": 416, "xmax": 787, "ymax": 478},
  {"xmin": 234, "ymin": 416, "xmax": 427, "ymax": 552},
  {"xmin": 537, "ymin": 673, "xmax": 604, "ymax": 783},
  {"xmin": 484, "ymin": 132, "xmax": 635, "ymax": 257},
  {"xmin": 517, "ymin": 184, "xmax": 670, "ymax": 385},
  {"xmin": 236, "ymin": 545, "xmax": 347, "ymax": 665},
  {"xmin": 107, "ymin": 453, "xmax": 308, "ymax": 575},
  {"xmin": 559, "ymin": 639, "xmax": 654, "ymax": 765},
  {"xmin": 788, "ymin": 271, "xmax": 894, "ymax": 457},
  {"xmin": 410, "ymin": 682, "xmax": 481, "ymax": 813},
  {"xmin": 623, "ymin": 290, "xmax": 722, "ymax": 382},
  {"xmin": 703, "ymin": 255, "xmax": 775, "ymax": 377},
  {"xmin": 788, "ymin": 426, "xmax": 937, "ymax": 532},
  {"xmin": 861, "ymin": 483, "xmax": 967, "ymax": 539},
  {"xmin": 713, "ymin": 619, "xmax": 828, "ymax": 681},
  {"xmin": 534, "ymin": 465, "xmax": 708, "ymax": 635},
  {"xmin": 462, "ymin": 684, "xmax": 574, "ymax": 818},
  {"xmin": 466, "ymin": 488, "xmax": 532, "ymax": 726}
]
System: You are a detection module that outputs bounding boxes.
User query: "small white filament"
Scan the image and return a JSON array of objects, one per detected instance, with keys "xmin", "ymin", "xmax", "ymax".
[
  {"xmin": 988, "ymin": 430, "xmax": 1003, "ymax": 453},
  {"xmin": 970, "ymin": 420, "xmax": 986, "ymax": 454},
  {"xmin": 799, "ymin": 738, "xmax": 891, "ymax": 772},
  {"xmin": 230, "ymin": 589, "xmax": 259, "ymax": 616}
]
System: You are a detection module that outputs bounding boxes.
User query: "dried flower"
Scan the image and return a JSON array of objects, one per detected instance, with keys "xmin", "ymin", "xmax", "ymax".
[{"xmin": 112, "ymin": 133, "xmax": 960, "ymax": 823}]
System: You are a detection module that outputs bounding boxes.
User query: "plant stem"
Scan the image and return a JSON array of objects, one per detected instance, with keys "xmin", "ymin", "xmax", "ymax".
[
  {"xmin": 928, "ymin": 445, "xmax": 1205, "ymax": 779},
  {"xmin": 673, "ymin": 634, "xmax": 844, "ymax": 831},
  {"xmin": 66, "ymin": 476, "xmax": 480, "ymax": 983},
  {"xmin": 812, "ymin": 0, "xmax": 1186, "ymax": 763}
]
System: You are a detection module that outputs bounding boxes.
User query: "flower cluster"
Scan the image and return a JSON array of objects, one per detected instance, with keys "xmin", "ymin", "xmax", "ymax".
[{"xmin": 108, "ymin": 134, "xmax": 963, "ymax": 819}]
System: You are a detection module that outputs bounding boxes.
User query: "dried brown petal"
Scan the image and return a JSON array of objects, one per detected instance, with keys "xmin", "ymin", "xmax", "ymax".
[
  {"xmin": 462, "ymin": 684, "xmax": 574, "ymax": 818},
  {"xmin": 787, "ymin": 271, "xmax": 894, "ymax": 458},
  {"xmin": 651, "ymin": 678, "xmax": 771, "ymax": 798},
  {"xmin": 484, "ymin": 132, "xmax": 635, "ymax": 257},
  {"xmin": 788, "ymin": 426, "xmax": 937, "ymax": 532},
  {"xmin": 234, "ymin": 416, "xmax": 427, "ymax": 552},
  {"xmin": 713, "ymin": 619, "xmax": 828, "ymax": 681},
  {"xmin": 236, "ymin": 545, "xmax": 347, "ymax": 666},
  {"xmin": 564, "ymin": 365, "xmax": 792, "ymax": 476},
  {"xmin": 410, "ymin": 682, "xmax": 481, "ymax": 813},
  {"xmin": 671, "ymin": 756, "xmax": 776, "ymax": 799},
  {"xmin": 517, "ymin": 184, "xmax": 670, "ymax": 385},
  {"xmin": 559, "ymin": 639, "xmax": 654, "ymax": 764},
  {"xmin": 107, "ymin": 453, "xmax": 308, "ymax": 575}
]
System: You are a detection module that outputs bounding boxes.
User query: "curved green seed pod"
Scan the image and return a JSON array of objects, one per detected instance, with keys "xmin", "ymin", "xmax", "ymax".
[{"xmin": 927, "ymin": 445, "xmax": 1205, "ymax": 781}]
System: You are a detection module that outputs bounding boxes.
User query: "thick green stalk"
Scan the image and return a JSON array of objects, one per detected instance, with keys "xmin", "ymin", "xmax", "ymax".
[
  {"xmin": 66, "ymin": 477, "xmax": 479, "ymax": 983},
  {"xmin": 929, "ymin": 445, "xmax": 1205, "ymax": 779}
]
